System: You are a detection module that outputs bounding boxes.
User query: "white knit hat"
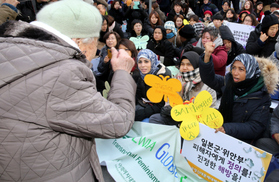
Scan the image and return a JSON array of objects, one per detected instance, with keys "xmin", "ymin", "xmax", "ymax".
[{"xmin": 36, "ymin": 0, "xmax": 102, "ymax": 38}]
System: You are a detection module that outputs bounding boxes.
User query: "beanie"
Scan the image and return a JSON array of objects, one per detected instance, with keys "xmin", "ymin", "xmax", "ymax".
[
  {"xmin": 36, "ymin": 0, "xmax": 102, "ymax": 39},
  {"xmin": 180, "ymin": 51, "xmax": 200, "ymax": 69},
  {"xmin": 204, "ymin": 10, "xmax": 213, "ymax": 17},
  {"xmin": 179, "ymin": 25, "xmax": 195, "ymax": 39},
  {"xmin": 164, "ymin": 21, "xmax": 177, "ymax": 35},
  {"xmin": 212, "ymin": 13, "xmax": 223, "ymax": 21},
  {"xmin": 262, "ymin": 11, "xmax": 279, "ymax": 33}
]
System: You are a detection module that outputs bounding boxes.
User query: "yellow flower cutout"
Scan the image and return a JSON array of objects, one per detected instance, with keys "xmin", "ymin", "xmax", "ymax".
[
  {"xmin": 171, "ymin": 90, "xmax": 224, "ymax": 140},
  {"xmin": 144, "ymin": 75, "xmax": 183, "ymax": 107}
]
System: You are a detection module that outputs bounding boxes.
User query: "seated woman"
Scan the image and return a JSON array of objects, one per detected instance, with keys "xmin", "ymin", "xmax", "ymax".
[
  {"xmin": 143, "ymin": 10, "xmax": 163, "ymax": 36},
  {"xmin": 147, "ymin": 26, "xmax": 176, "ymax": 66},
  {"xmin": 96, "ymin": 31, "xmax": 121, "ymax": 91},
  {"xmin": 135, "ymin": 49, "xmax": 171, "ymax": 121},
  {"xmin": 174, "ymin": 14, "xmax": 185, "ymax": 48},
  {"xmin": 223, "ymin": 9, "xmax": 238, "ymax": 22},
  {"xmin": 164, "ymin": 21, "xmax": 178, "ymax": 47},
  {"xmin": 246, "ymin": 11, "xmax": 279, "ymax": 58},
  {"xmin": 199, "ymin": 51, "xmax": 278, "ymax": 144},
  {"xmin": 118, "ymin": 38, "xmax": 140, "ymax": 82},
  {"xmin": 196, "ymin": 27, "xmax": 227, "ymax": 76},
  {"xmin": 149, "ymin": 51, "xmax": 217, "ymax": 126},
  {"xmin": 242, "ymin": 14, "xmax": 258, "ymax": 26}
]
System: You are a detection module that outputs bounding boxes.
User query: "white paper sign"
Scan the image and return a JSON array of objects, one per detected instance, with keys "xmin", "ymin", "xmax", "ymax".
[
  {"xmin": 181, "ymin": 123, "xmax": 272, "ymax": 182},
  {"xmin": 226, "ymin": 22, "xmax": 255, "ymax": 47}
]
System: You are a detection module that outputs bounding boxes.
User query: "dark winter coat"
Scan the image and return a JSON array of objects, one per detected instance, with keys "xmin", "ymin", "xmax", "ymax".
[
  {"xmin": 135, "ymin": 64, "xmax": 171, "ymax": 121},
  {"xmin": 108, "ymin": 7, "xmax": 125, "ymax": 25},
  {"xmin": 199, "ymin": 55, "xmax": 278, "ymax": 144},
  {"xmin": 167, "ymin": 9, "xmax": 184, "ymax": 22},
  {"xmin": 200, "ymin": 2, "xmax": 219, "ymax": 17},
  {"xmin": 246, "ymin": 24, "xmax": 279, "ymax": 58},
  {"xmin": 124, "ymin": 6, "xmax": 148, "ymax": 33},
  {"xmin": 16, "ymin": 1, "xmax": 48, "ymax": 22},
  {"xmin": 147, "ymin": 28, "xmax": 176, "ymax": 66},
  {"xmin": 219, "ymin": 26, "xmax": 246, "ymax": 65}
]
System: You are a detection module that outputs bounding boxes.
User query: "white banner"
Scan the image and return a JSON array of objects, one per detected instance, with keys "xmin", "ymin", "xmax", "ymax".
[
  {"xmin": 181, "ymin": 123, "xmax": 272, "ymax": 182},
  {"xmin": 96, "ymin": 122, "xmax": 206, "ymax": 182},
  {"xmin": 226, "ymin": 22, "xmax": 255, "ymax": 47}
]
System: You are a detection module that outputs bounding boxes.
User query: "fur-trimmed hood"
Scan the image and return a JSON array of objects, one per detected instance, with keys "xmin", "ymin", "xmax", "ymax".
[
  {"xmin": 0, "ymin": 21, "xmax": 89, "ymax": 88},
  {"xmin": 255, "ymin": 56, "xmax": 279, "ymax": 94}
]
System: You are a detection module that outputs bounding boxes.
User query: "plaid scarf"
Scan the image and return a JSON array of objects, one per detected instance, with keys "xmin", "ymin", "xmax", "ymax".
[{"xmin": 181, "ymin": 68, "xmax": 201, "ymax": 101}]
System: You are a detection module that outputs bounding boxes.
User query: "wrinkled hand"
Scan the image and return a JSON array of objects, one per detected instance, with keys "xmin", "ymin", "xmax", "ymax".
[
  {"xmin": 204, "ymin": 42, "xmax": 215, "ymax": 55},
  {"xmin": 111, "ymin": 47, "xmax": 135, "ymax": 73},
  {"xmin": 274, "ymin": 133, "xmax": 279, "ymax": 145},
  {"xmin": 259, "ymin": 32, "xmax": 268, "ymax": 42},
  {"xmin": 215, "ymin": 126, "xmax": 226, "ymax": 134},
  {"xmin": 3, "ymin": 0, "xmax": 19, "ymax": 7}
]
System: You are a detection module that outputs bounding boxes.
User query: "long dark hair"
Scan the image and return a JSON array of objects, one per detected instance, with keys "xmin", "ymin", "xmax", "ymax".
[
  {"xmin": 224, "ymin": 9, "xmax": 238, "ymax": 22},
  {"xmin": 119, "ymin": 39, "xmax": 138, "ymax": 59}
]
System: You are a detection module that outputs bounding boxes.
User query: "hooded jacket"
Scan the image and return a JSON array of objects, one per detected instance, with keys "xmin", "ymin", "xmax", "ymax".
[
  {"xmin": 219, "ymin": 26, "xmax": 246, "ymax": 65},
  {"xmin": 147, "ymin": 26, "xmax": 176, "ymax": 66},
  {"xmin": 0, "ymin": 21, "xmax": 136, "ymax": 182},
  {"xmin": 246, "ymin": 23, "xmax": 279, "ymax": 58},
  {"xmin": 199, "ymin": 55, "xmax": 278, "ymax": 144}
]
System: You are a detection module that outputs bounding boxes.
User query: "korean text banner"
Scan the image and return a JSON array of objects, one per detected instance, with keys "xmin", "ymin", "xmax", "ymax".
[
  {"xmin": 181, "ymin": 123, "xmax": 272, "ymax": 182},
  {"xmin": 226, "ymin": 22, "xmax": 255, "ymax": 47},
  {"xmin": 96, "ymin": 122, "xmax": 206, "ymax": 182}
]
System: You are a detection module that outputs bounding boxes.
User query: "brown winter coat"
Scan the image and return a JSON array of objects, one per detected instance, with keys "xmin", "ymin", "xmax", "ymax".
[
  {"xmin": 0, "ymin": 4, "xmax": 18, "ymax": 24},
  {"xmin": 0, "ymin": 21, "xmax": 136, "ymax": 182}
]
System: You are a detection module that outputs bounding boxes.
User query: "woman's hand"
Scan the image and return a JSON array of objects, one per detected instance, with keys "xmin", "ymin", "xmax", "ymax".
[
  {"xmin": 259, "ymin": 32, "xmax": 268, "ymax": 42},
  {"xmin": 204, "ymin": 42, "xmax": 215, "ymax": 63},
  {"xmin": 215, "ymin": 126, "xmax": 226, "ymax": 134},
  {"xmin": 104, "ymin": 55, "xmax": 110, "ymax": 63}
]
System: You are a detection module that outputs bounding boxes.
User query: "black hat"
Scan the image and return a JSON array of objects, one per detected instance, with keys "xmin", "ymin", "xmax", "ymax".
[
  {"xmin": 212, "ymin": 13, "xmax": 223, "ymax": 21},
  {"xmin": 270, "ymin": 3, "xmax": 279, "ymax": 9},
  {"xmin": 180, "ymin": 51, "xmax": 200, "ymax": 69},
  {"xmin": 179, "ymin": 25, "xmax": 196, "ymax": 39},
  {"xmin": 256, "ymin": 1, "xmax": 263, "ymax": 6},
  {"xmin": 262, "ymin": 11, "xmax": 279, "ymax": 33}
]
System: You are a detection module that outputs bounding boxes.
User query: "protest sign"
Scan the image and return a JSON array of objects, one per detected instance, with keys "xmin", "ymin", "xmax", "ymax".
[
  {"xmin": 96, "ymin": 122, "xmax": 206, "ymax": 182},
  {"xmin": 144, "ymin": 74, "xmax": 183, "ymax": 107},
  {"xmin": 225, "ymin": 22, "xmax": 255, "ymax": 47},
  {"xmin": 171, "ymin": 91, "xmax": 223, "ymax": 140},
  {"xmin": 181, "ymin": 123, "xmax": 272, "ymax": 182},
  {"xmin": 129, "ymin": 35, "xmax": 149, "ymax": 50}
]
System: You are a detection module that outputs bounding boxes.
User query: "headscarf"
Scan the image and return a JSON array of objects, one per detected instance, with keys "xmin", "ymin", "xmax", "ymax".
[
  {"xmin": 137, "ymin": 49, "xmax": 160, "ymax": 79},
  {"xmin": 219, "ymin": 53, "xmax": 264, "ymax": 123}
]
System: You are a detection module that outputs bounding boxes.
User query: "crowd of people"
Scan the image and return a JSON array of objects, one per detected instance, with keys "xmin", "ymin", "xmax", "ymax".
[{"xmin": 1, "ymin": 0, "xmax": 279, "ymax": 181}]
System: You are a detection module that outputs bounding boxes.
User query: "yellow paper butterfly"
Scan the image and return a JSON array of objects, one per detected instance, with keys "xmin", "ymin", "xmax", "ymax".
[{"xmin": 144, "ymin": 74, "xmax": 183, "ymax": 107}]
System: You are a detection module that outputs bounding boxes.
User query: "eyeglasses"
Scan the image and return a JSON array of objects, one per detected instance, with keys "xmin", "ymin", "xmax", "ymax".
[{"xmin": 107, "ymin": 37, "xmax": 116, "ymax": 41}]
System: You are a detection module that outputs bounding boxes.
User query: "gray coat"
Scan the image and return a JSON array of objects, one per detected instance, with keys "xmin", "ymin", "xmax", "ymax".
[{"xmin": 0, "ymin": 21, "xmax": 136, "ymax": 182}]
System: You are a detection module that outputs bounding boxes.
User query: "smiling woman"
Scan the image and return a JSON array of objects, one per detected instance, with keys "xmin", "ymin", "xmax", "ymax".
[
  {"xmin": 199, "ymin": 53, "xmax": 279, "ymax": 144},
  {"xmin": 135, "ymin": 49, "xmax": 171, "ymax": 121}
]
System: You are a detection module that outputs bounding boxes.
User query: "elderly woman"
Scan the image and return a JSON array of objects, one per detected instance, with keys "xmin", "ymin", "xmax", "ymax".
[
  {"xmin": 149, "ymin": 51, "xmax": 217, "ymax": 126},
  {"xmin": 200, "ymin": 52, "xmax": 278, "ymax": 144},
  {"xmin": 135, "ymin": 49, "xmax": 171, "ymax": 121},
  {"xmin": 0, "ymin": 0, "xmax": 136, "ymax": 181},
  {"xmin": 196, "ymin": 27, "xmax": 227, "ymax": 76}
]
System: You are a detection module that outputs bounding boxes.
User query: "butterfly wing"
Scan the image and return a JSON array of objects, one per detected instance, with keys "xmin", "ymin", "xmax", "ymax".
[
  {"xmin": 165, "ymin": 78, "xmax": 183, "ymax": 107},
  {"xmin": 144, "ymin": 74, "xmax": 164, "ymax": 103}
]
